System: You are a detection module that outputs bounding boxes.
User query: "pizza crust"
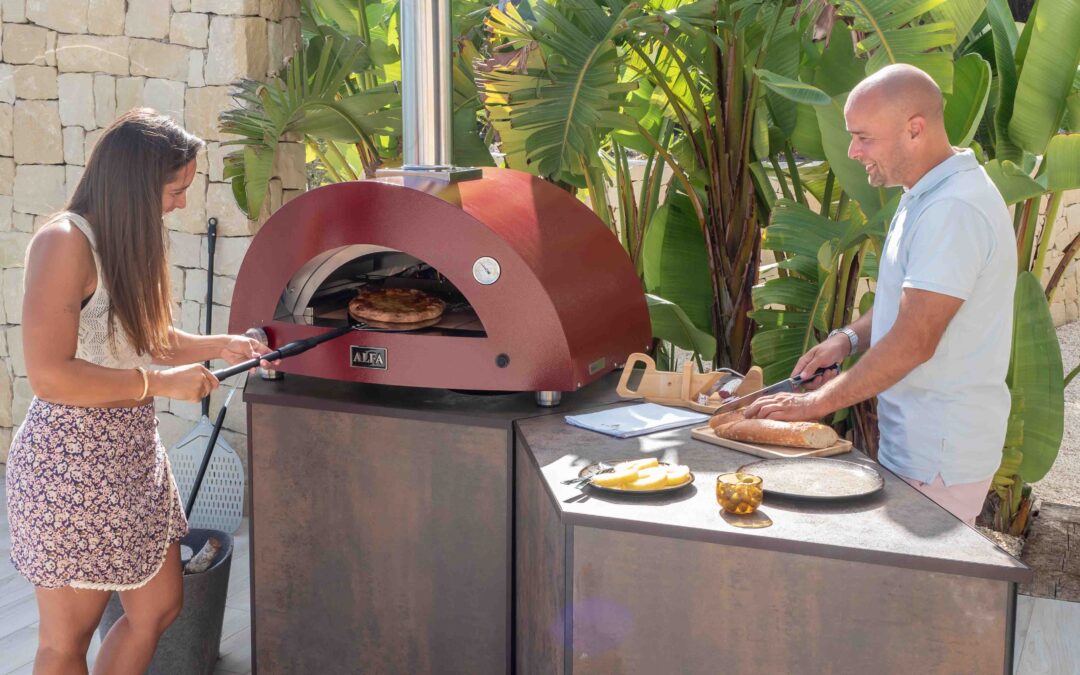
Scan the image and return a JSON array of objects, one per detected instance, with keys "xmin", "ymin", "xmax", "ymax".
[{"xmin": 356, "ymin": 316, "xmax": 442, "ymax": 331}]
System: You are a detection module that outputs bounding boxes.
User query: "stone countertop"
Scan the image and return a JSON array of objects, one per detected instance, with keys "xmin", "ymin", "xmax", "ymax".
[{"xmin": 516, "ymin": 402, "xmax": 1032, "ymax": 583}]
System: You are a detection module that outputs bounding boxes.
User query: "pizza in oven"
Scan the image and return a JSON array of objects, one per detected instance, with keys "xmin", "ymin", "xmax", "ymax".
[{"xmin": 348, "ymin": 287, "xmax": 446, "ymax": 325}]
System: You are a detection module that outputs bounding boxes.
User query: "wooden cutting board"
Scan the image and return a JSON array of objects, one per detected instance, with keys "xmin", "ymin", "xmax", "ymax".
[{"xmin": 691, "ymin": 425, "xmax": 853, "ymax": 460}]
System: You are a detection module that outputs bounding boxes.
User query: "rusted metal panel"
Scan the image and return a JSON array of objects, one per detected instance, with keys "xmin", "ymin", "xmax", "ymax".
[
  {"xmin": 570, "ymin": 526, "xmax": 1009, "ymax": 674},
  {"xmin": 514, "ymin": 439, "xmax": 568, "ymax": 674},
  {"xmin": 248, "ymin": 402, "xmax": 509, "ymax": 673}
]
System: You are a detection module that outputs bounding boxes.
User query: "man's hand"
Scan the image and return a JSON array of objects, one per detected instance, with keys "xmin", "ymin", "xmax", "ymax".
[
  {"xmin": 743, "ymin": 391, "xmax": 828, "ymax": 422},
  {"xmin": 791, "ymin": 335, "xmax": 849, "ymax": 391}
]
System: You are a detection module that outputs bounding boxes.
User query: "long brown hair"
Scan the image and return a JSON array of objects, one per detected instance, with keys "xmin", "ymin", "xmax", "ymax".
[{"xmin": 67, "ymin": 109, "xmax": 204, "ymax": 357}]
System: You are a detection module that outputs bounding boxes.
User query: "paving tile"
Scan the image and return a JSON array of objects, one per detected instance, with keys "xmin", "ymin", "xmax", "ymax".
[{"xmin": 1017, "ymin": 597, "xmax": 1080, "ymax": 674}]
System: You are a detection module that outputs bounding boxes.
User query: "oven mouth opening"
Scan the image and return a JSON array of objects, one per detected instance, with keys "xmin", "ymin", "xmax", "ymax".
[{"xmin": 275, "ymin": 244, "xmax": 487, "ymax": 337}]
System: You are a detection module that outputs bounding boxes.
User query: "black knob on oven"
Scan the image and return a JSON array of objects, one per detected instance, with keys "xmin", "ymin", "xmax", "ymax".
[{"xmin": 496, "ymin": 353, "xmax": 510, "ymax": 368}]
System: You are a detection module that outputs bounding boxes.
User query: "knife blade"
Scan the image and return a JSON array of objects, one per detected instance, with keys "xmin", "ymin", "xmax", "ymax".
[{"xmin": 711, "ymin": 364, "xmax": 840, "ymax": 414}]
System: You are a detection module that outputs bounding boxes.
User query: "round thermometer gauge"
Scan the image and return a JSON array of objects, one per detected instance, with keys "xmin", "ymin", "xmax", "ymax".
[{"xmin": 472, "ymin": 256, "xmax": 501, "ymax": 285}]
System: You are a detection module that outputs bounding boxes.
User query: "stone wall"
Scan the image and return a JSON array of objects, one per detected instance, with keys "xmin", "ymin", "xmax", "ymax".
[
  {"xmin": 0, "ymin": 0, "xmax": 306, "ymax": 464},
  {"xmin": 1044, "ymin": 190, "xmax": 1080, "ymax": 326}
]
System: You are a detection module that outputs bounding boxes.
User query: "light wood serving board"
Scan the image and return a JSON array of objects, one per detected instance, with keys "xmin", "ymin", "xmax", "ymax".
[{"xmin": 691, "ymin": 425, "xmax": 853, "ymax": 460}]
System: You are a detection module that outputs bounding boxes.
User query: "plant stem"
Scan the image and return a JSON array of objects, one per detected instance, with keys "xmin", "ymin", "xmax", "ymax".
[
  {"xmin": 1032, "ymin": 191, "xmax": 1063, "ymax": 284},
  {"xmin": 784, "ymin": 144, "xmax": 805, "ymax": 205},
  {"xmin": 1016, "ymin": 196, "xmax": 1038, "ymax": 272},
  {"xmin": 769, "ymin": 155, "xmax": 793, "ymax": 200},
  {"xmin": 1046, "ymin": 230, "xmax": 1080, "ymax": 302},
  {"xmin": 834, "ymin": 190, "xmax": 849, "ymax": 221},
  {"xmin": 820, "ymin": 171, "xmax": 835, "ymax": 217}
]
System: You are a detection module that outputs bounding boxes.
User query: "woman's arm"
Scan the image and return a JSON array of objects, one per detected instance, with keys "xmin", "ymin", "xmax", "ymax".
[
  {"xmin": 154, "ymin": 327, "xmax": 274, "ymax": 369},
  {"xmin": 154, "ymin": 327, "xmax": 228, "ymax": 366},
  {"xmin": 22, "ymin": 224, "xmax": 218, "ymax": 406}
]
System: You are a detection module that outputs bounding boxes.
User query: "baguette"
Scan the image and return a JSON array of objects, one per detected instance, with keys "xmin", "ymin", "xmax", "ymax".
[
  {"xmin": 712, "ymin": 418, "xmax": 839, "ymax": 449},
  {"xmin": 709, "ymin": 410, "xmax": 746, "ymax": 430}
]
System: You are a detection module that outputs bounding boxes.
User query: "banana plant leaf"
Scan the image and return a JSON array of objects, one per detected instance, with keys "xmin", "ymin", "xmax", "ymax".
[
  {"xmin": 642, "ymin": 193, "xmax": 714, "ymax": 334},
  {"xmin": 834, "ymin": 0, "xmax": 956, "ymax": 93},
  {"xmin": 813, "ymin": 22, "xmax": 865, "ymax": 97},
  {"xmin": 758, "ymin": 9, "xmax": 805, "ymax": 136},
  {"xmin": 296, "ymin": 87, "xmax": 401, "ymax": 140},
  {"xmin": 755, "ymin": 68, "xmax": 831, "ymax": 107},
  {"xmin": 1067, "ymin": 92, "xmax": 1080, "ymax": 132},
  {"xmin": 984, "ymin": 159, "xmax": 1045, "ymax": 204},
  {"xmin": 930, "ymin": 0, "xmax": 988, "ymax": 49},
  {"xmin": 1044, "ymin": 133, "xmax": 1080, "ymax": 192},
  {"xmin": 1007, "ymin": 0, "xmax": 1080, "ymax": 155},
  {"xmin": 1007, "ymin": 271, "xmax": 1065, "ymax": 483},
  {"xmin": 478, "ymin": 0, "xmax": 642, "ymax": 182},
  {"xmin": 944, "ymin": 53, "xmax": 991, "ymax": 147},
  {"xmin": 985, "ymin": 0, "xmax": 1022, "ymax": 161},
  {"xmin": 646, "ymin": 293, "xmax": 716, "ymax": 360}
]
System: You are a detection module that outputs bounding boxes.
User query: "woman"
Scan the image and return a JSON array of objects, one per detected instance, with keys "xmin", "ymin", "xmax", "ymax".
[{"xmin": 5, "ymin": 109, "xmax": 273, "ymax": 674}]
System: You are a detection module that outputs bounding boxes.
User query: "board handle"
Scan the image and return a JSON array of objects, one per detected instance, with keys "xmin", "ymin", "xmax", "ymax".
[{"xmin": 616, "ymin": 352, "xmax": 656, "ymax": 399}]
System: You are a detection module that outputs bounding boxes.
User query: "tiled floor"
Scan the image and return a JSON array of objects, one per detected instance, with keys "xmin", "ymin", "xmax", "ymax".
[{"xmin": 3, "ymin": 478, "xmax": 1080, "ymax": 674}]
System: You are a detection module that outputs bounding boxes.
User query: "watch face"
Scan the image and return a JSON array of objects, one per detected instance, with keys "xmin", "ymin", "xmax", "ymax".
[{"xmin": 472, "ymin": 256, "xmax": 500, "ymax": 285}]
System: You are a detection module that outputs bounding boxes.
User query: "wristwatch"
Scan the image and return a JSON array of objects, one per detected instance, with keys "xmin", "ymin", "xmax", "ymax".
[{"xmin": 828, "ymin": 327, "xmax": 859, "ymax": 356}]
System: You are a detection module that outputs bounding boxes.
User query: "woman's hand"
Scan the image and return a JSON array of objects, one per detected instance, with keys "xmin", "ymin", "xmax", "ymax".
[
  {"xmin": 218, "ymin": 335, "xmax": 277, "ymax": 370},
  {"xmin": 150, "ymin": 364, "xmax": 220, "ymax": 402}
]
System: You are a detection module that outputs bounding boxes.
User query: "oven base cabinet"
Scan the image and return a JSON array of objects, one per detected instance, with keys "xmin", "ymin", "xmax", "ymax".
[{"xmin": 247, "ymin": 405, "xmax": 512, "ymax": 673}]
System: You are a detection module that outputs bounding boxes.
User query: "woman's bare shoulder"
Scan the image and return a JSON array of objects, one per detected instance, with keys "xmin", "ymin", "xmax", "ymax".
[
  {"xmin": 30, "ymin": 217, "xmax": 92, "ymax": 253},
  {"xmin": 27, "ymin": 217, "xmax": 95, "ymax": 279}
]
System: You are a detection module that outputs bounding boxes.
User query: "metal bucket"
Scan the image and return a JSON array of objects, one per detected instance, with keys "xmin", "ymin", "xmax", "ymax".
[{"xmin": 97, "ymin": 528, "xmax": 234, "ymax": 675}]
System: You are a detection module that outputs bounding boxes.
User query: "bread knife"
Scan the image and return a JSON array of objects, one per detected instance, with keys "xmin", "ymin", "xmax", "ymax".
[{"xmin": 711, "ymin": 364, "xmax": 840, "ymax": 414}]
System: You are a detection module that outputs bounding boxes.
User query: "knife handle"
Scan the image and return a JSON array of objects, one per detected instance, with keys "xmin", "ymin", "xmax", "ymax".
[{"xmin": 792, "ymin": 363, "xmax": 840, "ymax": 385}]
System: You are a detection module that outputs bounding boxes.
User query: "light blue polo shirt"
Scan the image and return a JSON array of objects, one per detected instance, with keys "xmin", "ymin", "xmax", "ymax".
[{"xmin": 872, "ymin": 149, "xmax": 1016, "ymax": 485}]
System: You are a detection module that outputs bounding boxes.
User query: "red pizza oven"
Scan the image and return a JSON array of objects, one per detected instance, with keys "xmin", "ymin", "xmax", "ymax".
[{"xmin": 227, "ymin": 168, "xmax": 652, "ymax": 397}]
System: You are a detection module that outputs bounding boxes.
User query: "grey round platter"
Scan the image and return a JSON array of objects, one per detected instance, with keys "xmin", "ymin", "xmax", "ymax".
[
  {"xmin": 738, "ymin": 457, "xmax": 884, "ymax": 500},
  {"xmin": 578, "ymin": 461, "xmax": 695, "ymax": 495}
]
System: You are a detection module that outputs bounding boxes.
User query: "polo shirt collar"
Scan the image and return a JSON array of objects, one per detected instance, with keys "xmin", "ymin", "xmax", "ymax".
[{"xmin": 905, "ymin": 148, "xmax": 978, "ymax": 200}]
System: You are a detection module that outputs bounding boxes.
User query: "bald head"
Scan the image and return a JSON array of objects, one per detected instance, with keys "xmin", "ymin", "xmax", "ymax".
[
  {"xmin": 844, "ymin": 64, "xmax": 955, "ymax": 189},
  {"xmin": 848, "ymin": 64, "xmax": 944, "ymax": 124}
]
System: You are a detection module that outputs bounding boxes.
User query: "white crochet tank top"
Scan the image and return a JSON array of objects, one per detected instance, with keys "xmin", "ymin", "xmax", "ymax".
[{"xmin": 65, "ymin": 213, "xmax": 154, "ymax": 370}]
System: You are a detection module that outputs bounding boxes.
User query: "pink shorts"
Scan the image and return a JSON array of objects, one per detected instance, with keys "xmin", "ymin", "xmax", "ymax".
[{"xmin": 901, "ymin": 473, "xmax": 993, "ymax": 526}]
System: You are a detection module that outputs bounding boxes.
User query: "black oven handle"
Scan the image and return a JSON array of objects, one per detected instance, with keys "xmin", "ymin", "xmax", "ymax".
[{"xmin": 212, "ymin": 324, "xmax": 356, "ymax": 382}]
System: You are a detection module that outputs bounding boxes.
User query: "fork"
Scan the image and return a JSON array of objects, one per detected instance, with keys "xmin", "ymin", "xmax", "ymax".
[{"xmin": 561, "ymin": 462, "xmax": 612, "ymax": 487}]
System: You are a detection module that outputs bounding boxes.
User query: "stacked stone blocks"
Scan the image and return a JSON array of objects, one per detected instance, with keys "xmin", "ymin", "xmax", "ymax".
[{"xmin": 0, "ymin": 0, "xmax": 306, "ymax": 464}]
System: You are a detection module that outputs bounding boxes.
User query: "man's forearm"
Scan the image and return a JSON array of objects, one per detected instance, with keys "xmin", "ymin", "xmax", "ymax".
[{"xmin": 816, "ymin": 324, "xmax": 924, "ymax": 413}]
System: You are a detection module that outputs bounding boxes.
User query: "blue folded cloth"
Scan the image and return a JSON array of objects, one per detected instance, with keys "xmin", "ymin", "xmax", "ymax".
[{"xmin": 565, "ymin": 403, "xmax": 709, "ymax": 439}]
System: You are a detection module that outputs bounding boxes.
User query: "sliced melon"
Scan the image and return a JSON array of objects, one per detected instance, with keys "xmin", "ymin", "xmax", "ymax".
[
  {"xmin": 615, "ymin": 457, "xmax": 659, "ymax": 473},
  {"xmin": 623, "ymin": 467, "xmax": 669, "ymax": 491},
  {"xmin": 590, "ymin": 467, "xmax": 639, "ymax": 487},
  {"xmin": 665, "ymin": 465, "xmax": 691, "ymax": 486}
]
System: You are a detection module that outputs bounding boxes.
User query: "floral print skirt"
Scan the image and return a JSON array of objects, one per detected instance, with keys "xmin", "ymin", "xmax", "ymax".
[{"xmin": 5, "ymin": 397, "xmax": 188, "ymax": 590}]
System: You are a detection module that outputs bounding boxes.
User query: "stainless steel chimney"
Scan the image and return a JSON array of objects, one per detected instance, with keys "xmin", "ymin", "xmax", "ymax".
[{"xmin": 400, "ymin": 0, "xmax": 453, "ymax": 169}]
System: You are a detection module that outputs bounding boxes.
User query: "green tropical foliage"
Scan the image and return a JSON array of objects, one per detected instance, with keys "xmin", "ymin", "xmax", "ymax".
[
  {"xmin": 217, "ymin": 0, "xmax": 1078, "ymax": 532},
  {"xmin": 220, "ymin": 0, "xmax": 496, "ymax": 219}
]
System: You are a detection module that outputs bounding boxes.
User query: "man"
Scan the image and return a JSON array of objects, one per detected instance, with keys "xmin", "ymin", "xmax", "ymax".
[{"xmin": 743, "ymin": 64, "xmax": 1016, "ymax": 525}]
